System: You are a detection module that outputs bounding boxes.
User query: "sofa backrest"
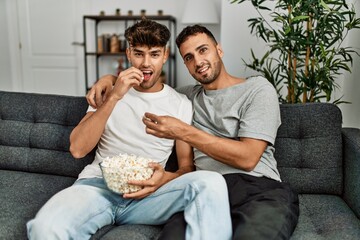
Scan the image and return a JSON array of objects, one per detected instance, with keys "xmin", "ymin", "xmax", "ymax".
[
  {"xmin": 0, "ymin": 91, "xmax": 94, "ymax": 178},
  {"xmin": 0, "ymin": 91, "xmax": 344, "ymax": 195},
  {"xmin": 275, "ymin": 103, "xmax": 343, "ymax": 195}
]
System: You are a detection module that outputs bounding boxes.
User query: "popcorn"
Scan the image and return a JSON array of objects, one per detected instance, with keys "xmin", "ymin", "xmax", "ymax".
[{"xmin": 100, "ymin": 153, "xmax": 154, "ymax": 194}]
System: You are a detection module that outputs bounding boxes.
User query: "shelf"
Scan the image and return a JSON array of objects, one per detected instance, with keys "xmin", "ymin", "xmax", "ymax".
[
  {"xmin": 83, "ymin": 15, "xmax": 176, "ymax": 22},
  {"xmin": 85, "ymin": 52, "xmax": 126, "ymax": 56},
  {"xmin": 85, "ymin": 52, "xmax": 175, "ymax": 58}
]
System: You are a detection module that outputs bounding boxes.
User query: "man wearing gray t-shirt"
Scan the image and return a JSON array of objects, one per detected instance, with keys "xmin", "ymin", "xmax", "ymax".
[{"xmin": 143, "ymin": 25, "xmax": 299, "ymax": 240}]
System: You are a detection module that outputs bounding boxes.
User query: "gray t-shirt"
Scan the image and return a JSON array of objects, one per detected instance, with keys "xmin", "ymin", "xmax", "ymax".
[{"xmin": 182, "ymin": 76, "xmax": 281, "ymax": 181}]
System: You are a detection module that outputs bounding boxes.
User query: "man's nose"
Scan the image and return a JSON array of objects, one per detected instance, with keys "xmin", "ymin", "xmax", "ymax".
[
  {"xmin": 194, "ymin": 54, "xmax": 204, "ymax": 67},
  {"xmin": 142, "ymin": 55, "xmax": 151, "ymax": 67}
]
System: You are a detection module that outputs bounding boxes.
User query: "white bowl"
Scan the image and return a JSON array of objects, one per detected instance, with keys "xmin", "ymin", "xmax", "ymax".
[{"xmin": 99, "ymin": 154, "xmax": 154, "ymax": 194}]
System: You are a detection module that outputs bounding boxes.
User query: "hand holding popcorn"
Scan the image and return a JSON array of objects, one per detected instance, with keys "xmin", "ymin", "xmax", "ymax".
[{"xmin": 100, "ymin": 153, "xmax": 154, "ymax": 194}]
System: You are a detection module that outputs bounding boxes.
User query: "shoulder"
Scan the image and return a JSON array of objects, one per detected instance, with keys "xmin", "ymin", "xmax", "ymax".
[
  {"xmin": 165, "ymin": 85, "xmax": 192, "ymax": 105},
  {"xmin": 245, "ymin": 76, "xmax": 278, "ymax": 97},
  {"xmin": 175, "ymin": 84, "xmax": 202, "ymax": 100},
  {"xmin": 246, "ymin": 76, "xmax": 274, "ymax": 88},
  {"xmin": 165, "ymin": 85, "xmax": 193, "ymax": 123}
]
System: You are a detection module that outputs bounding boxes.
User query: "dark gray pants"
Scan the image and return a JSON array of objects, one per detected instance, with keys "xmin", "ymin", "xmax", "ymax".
[{"xmin": 159, "ymin": 173, "xmax": 299, "ymax": 240}]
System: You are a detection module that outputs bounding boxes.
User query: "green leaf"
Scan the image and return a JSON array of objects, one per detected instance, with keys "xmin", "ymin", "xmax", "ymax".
[
  {"xmin": 292, "ymin": 15, "xmax": 309, "ymax": 22},
  {"xmin": 320, "ymin": 0, "xmax": 331, "ymax": 11}
]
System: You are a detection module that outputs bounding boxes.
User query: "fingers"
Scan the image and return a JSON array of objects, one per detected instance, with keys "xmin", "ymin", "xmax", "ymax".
[
  {"xmin": 85, "ymin": 84, "xmax": 107, "ymax": 108},
  {"xmin": 86, "ymin": 74, "xmax": 116, "ymax": 108},
  {"xmin": 102, "ymin": 85, "xmax": 112, "ymax": 103},
  {"xmin": 111, "ymin": 68, "xmax": 144, "ymax": 99},
  {"xmin": 86, "ymin": 89, "xmax": 97, "ymax": 108},
  {"xmin": 143, "ymin": 112, "xmax": 160, "ymax": 125},
  {"xmin": 123, "ymin": 178, "xmax": 155, "ymax": 199},
  {"xmin": 123, "ymin": 162, "xmax": 164, "ymax": 199},
  {"xmin": 85, "ymin": 68, "xmax": 144, "ymax": 110},
  {"xmin": 144, "ymin": 112, "xmax": 159, "ymax": 121},
  {"xmin": 123, "ymin": 187, "xmax": 151, "ymax": 199},
  {"xmin": 126, "ymin": 163, "xmax": 160, "ymax": 186},
  {"xmin": 142, "ymin": 117, "xmax": 161, "ymax": 138},
  {"xmin": 95, "ymin": 87, "xmax": 103, "ymax": 108},
  {"xmin": 142, "ymin": 114, "xmax": 165, "ymax": 138},
  {"xmin": 118, "ymin": 67, "xmax": 144, "ymax": 86}
]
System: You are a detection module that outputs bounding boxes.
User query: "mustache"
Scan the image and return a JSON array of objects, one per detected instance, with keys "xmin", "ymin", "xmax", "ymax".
[{"xmin": 195, "ymin": 62, "xmax": 209, "ymax": 72}]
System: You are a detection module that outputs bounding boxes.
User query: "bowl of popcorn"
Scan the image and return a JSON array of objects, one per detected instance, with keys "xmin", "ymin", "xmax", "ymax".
[{"xmin": 99, "ymin": 153, "xmax": 154, "ymax": 194}]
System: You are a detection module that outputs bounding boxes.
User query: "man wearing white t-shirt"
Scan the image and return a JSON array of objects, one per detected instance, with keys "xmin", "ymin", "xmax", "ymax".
[{"xmin": 26, "ymin": 19, "xmax": 232, "ymax": 240}]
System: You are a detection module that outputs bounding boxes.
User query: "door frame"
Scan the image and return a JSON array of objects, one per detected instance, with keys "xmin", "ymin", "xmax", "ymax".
[{"xmin": 6, "ymin": 0, "xmax": 23, "ymax": 92}]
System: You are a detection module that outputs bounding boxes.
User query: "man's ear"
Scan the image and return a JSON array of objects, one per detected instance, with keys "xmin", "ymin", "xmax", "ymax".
[
  {"xmin": 126, "ymin": 48, "xmax": 131, "ymax": 64},
  {"xmin": 163, "ymin": 47, "xmax": 170, "ymax": 64},
  {"xmin": 216, "ymin": 43, "xmax": 224, "ymax": 58}
]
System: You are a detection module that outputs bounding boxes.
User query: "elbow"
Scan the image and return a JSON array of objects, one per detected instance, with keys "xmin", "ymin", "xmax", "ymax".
[
  {"xmin": 69, "ymin": 144, "xmax": 86, "ymax": 159},
  {"xmin": 235, "ymin": 157, "xmax": 260, "ymax": 172},
  {"xmin": 241, "ymin": 163, "xmax": 256, "ymax": 172}
]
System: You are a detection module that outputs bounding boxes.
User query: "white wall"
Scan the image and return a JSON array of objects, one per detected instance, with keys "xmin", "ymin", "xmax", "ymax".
[
  {"xmin": 221, "ymin": 1, "xmax": 262, "ymax": 78},
  {"xmin": 338, "ymin": 1, "xmax": 360, "ymax": 128}
]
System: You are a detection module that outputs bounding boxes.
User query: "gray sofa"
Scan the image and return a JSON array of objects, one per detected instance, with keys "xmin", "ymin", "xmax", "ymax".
[{"xmin": 0, "ymin": 90, "xmax": 359, "ymax": 240}]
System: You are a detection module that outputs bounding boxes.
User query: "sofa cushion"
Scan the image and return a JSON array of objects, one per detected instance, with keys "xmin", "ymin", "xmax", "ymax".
[
  {"xmin": 0, "ymin": 91, "xmax": 94, "ymax": 177},
  {"xmin": 275, "ymin": 103, "xmax": 343, "ymax": 194},
  {"xmin": 0, "ymin": 170, "xmax": 76, "ymax": 239},
  {"xmin": 92, "ymin": 224, "xmax": 162, "ymax": 240},
  {"xmin": 291, "ymin": 194, "xmax": 360, "ymax": 239}
]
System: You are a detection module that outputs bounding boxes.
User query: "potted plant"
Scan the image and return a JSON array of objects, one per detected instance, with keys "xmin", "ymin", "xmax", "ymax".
[{"xmin": 230, "ymin": 0, "xmax": 360, "ymax": 103}]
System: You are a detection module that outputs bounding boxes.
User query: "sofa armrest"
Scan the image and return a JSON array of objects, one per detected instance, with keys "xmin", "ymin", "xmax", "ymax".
[{"xmin": 342, "ymin": 127, "xmax": 360, "ymax": 218}]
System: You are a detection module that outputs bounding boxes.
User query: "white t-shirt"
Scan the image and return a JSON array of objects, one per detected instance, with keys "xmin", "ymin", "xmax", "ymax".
[{"xmin": 78, "ymin": 84, "xmax": 193, "ymax": 179}]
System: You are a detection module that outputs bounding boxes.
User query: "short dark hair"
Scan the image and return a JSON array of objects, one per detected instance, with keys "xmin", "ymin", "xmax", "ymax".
[
  {"xmin": 176, "ymin": 25, "xmax": 218, "ymax": 48},
  {"xmin": 125, "ymin": 18, "xmax": 170, "ymax": 48}
]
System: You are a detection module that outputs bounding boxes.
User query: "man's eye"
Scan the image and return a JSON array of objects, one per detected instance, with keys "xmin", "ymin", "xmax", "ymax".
[
  {"xmin": 200, "ymin": 47, "xmax": 207, "ymax": 54},
  {"xmin": 184, "ymin": 56, "xmax": 192, "ymax": 62}
]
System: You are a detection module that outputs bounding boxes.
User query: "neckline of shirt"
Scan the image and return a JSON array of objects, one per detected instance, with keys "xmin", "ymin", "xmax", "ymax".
[{"xmin": 129, "ymin": 84, "xmax": 170, "ymax": 99}]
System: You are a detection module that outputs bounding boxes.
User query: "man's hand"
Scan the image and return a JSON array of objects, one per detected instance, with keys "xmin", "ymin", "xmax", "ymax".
[
  {"xmin": 86, "ymin": 74, "xmax": 115, "ymax": 108},
  {"xmin": 142, "ymin": 112, "xmax": 188, "ymax": 140},
  {"xmin": 123, "ymin": 162, "xmax": 168, "ymax": 199},
  {"xmin": 110, "ymin": 67, "xmax": 144, "ymax": 102},
  {"xmin": 86, "ymin": 68, "xmax": 144, "ymax": 108}
]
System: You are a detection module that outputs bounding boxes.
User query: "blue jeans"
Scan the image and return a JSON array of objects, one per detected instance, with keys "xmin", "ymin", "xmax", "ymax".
[{"xmin": 27, "ymin": 171, "xmax": 232, "ymax": 240}]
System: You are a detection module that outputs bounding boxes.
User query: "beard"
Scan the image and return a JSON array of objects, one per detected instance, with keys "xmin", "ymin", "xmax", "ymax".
[{"xmin": 192, "ymin": 60, "xmax": 221, "ymax": 85}]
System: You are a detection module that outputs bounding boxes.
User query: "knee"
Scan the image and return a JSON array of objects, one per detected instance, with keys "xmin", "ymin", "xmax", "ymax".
[
  {"xmin": 27, "ymin": 216, "xmax": 69, "ymax": 240},
  {"xmin": 27, "ymin": 218, "xmax": 53, "ymax": 240},
  {"xmin": 191, "ymin": 171, "xmax": 228, "ymax": 195}
]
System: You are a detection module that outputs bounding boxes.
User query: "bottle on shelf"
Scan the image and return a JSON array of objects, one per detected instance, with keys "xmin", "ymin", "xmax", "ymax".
[{"xmin": 110, "ymin": 34, "xmax": 120, "ymax": 53}]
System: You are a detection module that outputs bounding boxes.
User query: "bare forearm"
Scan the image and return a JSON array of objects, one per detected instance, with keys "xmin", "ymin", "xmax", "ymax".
[
  {"xmin": 70, "ymin": 97, "xmax": 118, "ymax": 158},
  {"xmin": 172, "ymin": 164, "xmax": 195, "ymax": 179},
  {"xmin": 160, "ymin": 165, "xmax": 194, "ymax": 187},
  {"xmin": 179, "ymin": 124, "xmax": 264, "ymax": 171},
  {"xmin": 143, "ymin": 113, "xmax": 264, "ymax": 171}
]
